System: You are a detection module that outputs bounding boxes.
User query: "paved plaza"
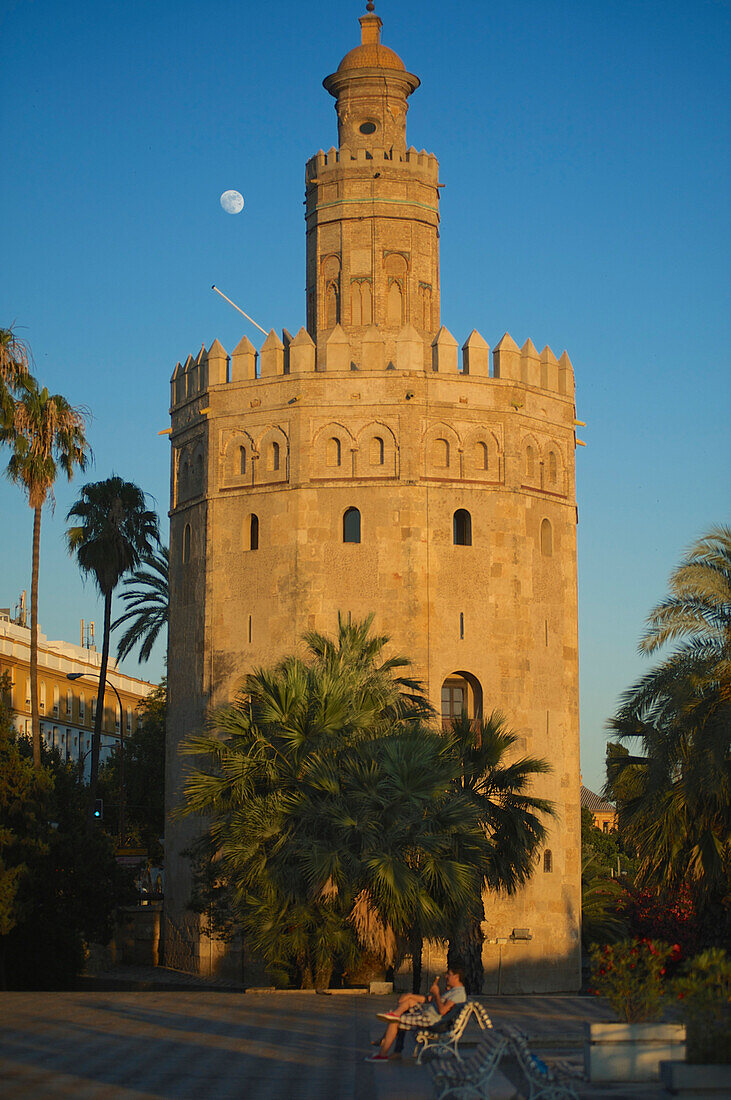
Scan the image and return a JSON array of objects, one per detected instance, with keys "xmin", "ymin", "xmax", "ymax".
[{"xmin": 0, "ymin": 987, "xmax": 672, "ymax": 1099}]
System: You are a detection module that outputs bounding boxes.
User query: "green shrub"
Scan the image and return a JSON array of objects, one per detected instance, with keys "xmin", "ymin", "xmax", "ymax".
[{"xmin": 672, "ymin": 949, "xmax": 730, "ymax": 1064}]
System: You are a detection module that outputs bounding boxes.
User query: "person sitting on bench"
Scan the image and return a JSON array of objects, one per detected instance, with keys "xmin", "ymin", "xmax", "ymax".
[{"xmin": 365, "ymin": 962, "xmax": 467, "ymax": 1062}]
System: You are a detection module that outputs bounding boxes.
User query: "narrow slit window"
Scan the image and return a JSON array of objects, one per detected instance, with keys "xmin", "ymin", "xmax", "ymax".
[
  {"xmin": 270, "ymin": 441, "xmax": 280, "ymax": 472},
  {"xmin": 459, "ymin": 612, "xmax": 464, "ymax": 639},
  {"xmin": 525, "ymin": 445, "xmax": 535, "ymax": 479},
  {"xmin": 477, "ymin": 442, "xmax": 488, "ymax": 470},
  {"xmin": 548, "ymin": 451, "xmax": 557, "ymax": 485},
  {"xmin": 239, "ymin": 446, "xmax": 247, "ymax": 475},
  {"xmin": 540, "ymin": 518, "xmax": 553, "ymax": 557},
  {"xmin": 453, "ymin": 509, "xmax": 472, "ymax": 546},
  {"xmin": 343, "ymin": 507, "xmax": 361, "ymax": 544},
  {"xmin": 248, "ymin": 615, "xmax": 252, "ymax": 644},
  {"xmin": 543, "ymin": 850, "xmax": 553, "ymax": 873},
  {"xmin": 250, "ymin": 513, "xmax": 259, "ymax": 551},
  {"xmin": 182, "ymin": 523, "xmax": 191, "ymax": 563}
]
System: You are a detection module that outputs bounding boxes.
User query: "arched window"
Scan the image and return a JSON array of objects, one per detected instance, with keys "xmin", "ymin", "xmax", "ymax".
[
  {"xmin": 435, "ymin": 438, "xmax": 450, "ymax": 468},
  {"xmin": 250, "ymin": 513, "xmax": 259, "ymax": 551},
  {"xmin": 547, "ymin": 450, "xmax": 557, "ymax": 485},
  {"xmin": 370, "ymin": 436, "xmax": 384, "ymax": 466},
  {"xmin": 53, "ymin": 684, "xmax": 59, "ymax": 717},
  {"xmin": 182, "ymin": 523, "xmax": 191, "ymax": 563},
  {"xmin": 540, "ymin": 518, "xmax": 553, "ymax": 557},
  {"xmin": 327, "ymin": 437, "xmax": 342, "ymax": 467},
  {"xmin": 476, "ymin": 442, "xmax": 488, "ymax": 470},
  {"xmin": 453, "ymin": 509, "xmax": 472, "ymax": 546},
  {"xmin": 39, "ymin": 681, "xmax": 46, "ymax": 713},
  {"xmin": 543, "ymin": 850, "xmax": 553, "ymax": 873},
  {"xmin": 66, "ymin": 689, "xmax": 73, "ymax": 716},
  {"xmin": 343, "ymin": 507, "xmax": 361, "ymax": 544},
  {"xmin": 269, "ymin": 440, "xmax": 280, "ymax": 472},
  {"xmin": 525, "ymin": 445, "xmax": 535, "ymax": 479},
  {"xmin": 239, "ymin": 446, "xmax": 247, "ymax": 475}
]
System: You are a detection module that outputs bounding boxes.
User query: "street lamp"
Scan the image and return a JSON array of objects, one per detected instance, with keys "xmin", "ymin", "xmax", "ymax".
[{"xmin": 67, "ymin": 671, "xmax": 125, "ymax": 843}]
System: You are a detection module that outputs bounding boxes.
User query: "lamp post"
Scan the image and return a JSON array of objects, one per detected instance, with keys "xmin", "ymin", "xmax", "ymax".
[{"xmin": 67, "ymin": 671, "xmax": 125, "ymax": 843}]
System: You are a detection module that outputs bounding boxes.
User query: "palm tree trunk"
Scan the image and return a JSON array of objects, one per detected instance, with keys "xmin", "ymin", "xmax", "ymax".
[
  {"xmin": 88, "ymin": 589, "xmax": 113, "ymax": 826},
  {"xmin": 409, "ymin": 927, "xmax": 423, "ymax": 994},
  {"xmin": 449, "ymin": 898, "xmax": 485, "ymax": 995},
  {"xmin": 29, "ymin": 504, "xmax": 42, "ymax": 769}
]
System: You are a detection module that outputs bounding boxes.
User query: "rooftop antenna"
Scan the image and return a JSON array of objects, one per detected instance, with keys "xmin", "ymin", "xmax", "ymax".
[{"xmin": 211, "ymin": 285, "xmax": 268, "ymax": 336}]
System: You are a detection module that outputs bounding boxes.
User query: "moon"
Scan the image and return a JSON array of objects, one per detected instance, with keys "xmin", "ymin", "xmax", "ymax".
[{"xmin": 220, "ymin": 190, "xmax": 244, "ymax": 215}]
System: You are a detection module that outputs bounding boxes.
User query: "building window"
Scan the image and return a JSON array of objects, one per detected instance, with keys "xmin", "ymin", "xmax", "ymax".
[
  {"xmin": 115, "ymin": 705, "xmax": 121, "ymax": 734},
  {"xmin": 326, "ymin": 281, "xmax": 339, "ymax": 327},
  {"xmin": 387, "ymin": 279, "xmax": 404, "ymax": 326},
  {"xmin": 543, "ymin": 850, "xmax": 553, "ymax": 873},
  {"xmin": 91, "ymin": 697, "xmax": 97, "ymax": 721},
  {"xmin": 249, "ymin": 513, "xmax": 259, "ymax": 551},
  {"xmin": 79, "ymin": 693, "xmax": 85, "ymax": 721},
  {"xmin": 525, "ymin": 445, "xmax": 535, "ymax": 479},
  {"xmin": 370, "ymin": 436, "xmax": 384, "ymax": 466},
  {"xmin": 239, "ymin": 446, "xmax": 247, "ymax": 475},
  {"xmin": 269, "ymin": 440, "xmax": 280, "ymax": 472},
  {"xmin": 441, "ymin": 680, "xmax": 466, "ymax": 721},
  {"xmin": 182, "ymin": 523, "xmax": 191, "ymax": 563},
  {"xmin": 53, "ymin": 684, "xmax": 59, "ymax": 717},
  {"xmin": 126, "ymin": 707, "xmax": 132, "ymax": 733},
  {"xmin": 343, "ymin": 507, "xmax": 361, "ymax": 544},
  {"xmin": 453, "ymin": 509, "xmax": 472, "ymax": 546},
  {"xmin": 39, "ymin": 681, "xmax": 46, "ymax": 713},
  {"xmin": 327, "ymin": 437, "xmax": 341, "ymax": 467},
  {"xmin": 66, "ymin": 689, "xmax": 73, "ymax": 717},
  {"xmin": 459, "ymin": 612, "xmax": 465, "ymax": 639},
  {"xmin": 548, "ymin": 450, "xmax": 557, "ymax": 485},
  {"xmin": 540, "ymin": 518, "xmax": 553, "ymax": 557}
]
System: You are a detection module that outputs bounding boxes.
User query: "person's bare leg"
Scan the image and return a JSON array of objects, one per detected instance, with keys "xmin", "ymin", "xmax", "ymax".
[
  {"xmin": 391, "ymin": 993, "xmax": 424, "ymax": 1017},
  {"xmin": 379, "ymin": 1020, "xmax": 400, "ymax": 1055}
]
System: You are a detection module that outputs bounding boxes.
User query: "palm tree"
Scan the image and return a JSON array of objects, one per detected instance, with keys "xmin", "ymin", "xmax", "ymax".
[
  {"xmin": 444, "ymin": 710, "xmax": 555, "ymax": 993},
  {"xmin": 180, "ymin": 618, "xmax": 485, "ymax": 988},
  {"xmin": 66, "ymin": 477, "xmax": 159, "ymax": 815},
  {"xmin": 607, "ymin": 525, "xmax": 731, "ymax": 944},
  {"xmin": 112, "ymin": 544, "xmax": 168, "ymax": 663},
  {"xmin": 1, "ymin": 380, "xmax": 89, "ymax": 767}
]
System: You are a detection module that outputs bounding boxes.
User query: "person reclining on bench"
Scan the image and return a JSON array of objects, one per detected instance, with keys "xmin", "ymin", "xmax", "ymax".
[{"xmin": 365, "ymin": 961, "xmax": 467, "ymax": 1062}]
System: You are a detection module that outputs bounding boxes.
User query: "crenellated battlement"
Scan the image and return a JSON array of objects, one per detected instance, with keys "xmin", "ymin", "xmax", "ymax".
[
  {"xmin": 170, "ymin": 323, "xmax": 574, "ymax": 410},
  {"xmin": 305, "ymin": 144, "xmax": 439, "ymax": 182}
]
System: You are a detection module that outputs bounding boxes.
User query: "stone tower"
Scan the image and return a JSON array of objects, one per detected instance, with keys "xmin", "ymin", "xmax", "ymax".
[{"xmin": 165, "ymin": 5, "xmax": 582, "ymax": 992}]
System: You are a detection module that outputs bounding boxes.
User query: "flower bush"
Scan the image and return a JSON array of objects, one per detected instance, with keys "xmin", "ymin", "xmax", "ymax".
[
  {"xmin": 589, "ymin": 939, "xmax": 677, "ymax": 1023},
  {"xmin": 672, "ymin": 949, "xmax": 730, "ymax": 1064}
]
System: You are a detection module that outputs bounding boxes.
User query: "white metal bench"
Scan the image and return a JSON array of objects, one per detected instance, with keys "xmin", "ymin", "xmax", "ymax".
[
  {"xmin": 428, "ymin": 1027, "xmax": 510, "ymax": 1098},
  {"xmin": 407, "ymin": 1001, "xmax": 493, "ymax": 1065},
  {"xmin": 500, "ymin": 1026, "xmax": 580, "ymax": 1100}
]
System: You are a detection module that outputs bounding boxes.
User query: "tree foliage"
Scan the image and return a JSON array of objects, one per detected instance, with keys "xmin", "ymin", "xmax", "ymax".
[
  {"xmin": 180, "ymin": 617, "xmax": 489, "ymax": 988},
  {"xmin": 606, "ymin": 525, "xmax": 731, "ymax": 945},
  {"xmin": 99, "ymin": 680, "xmax": 166, "ymax": 861}
]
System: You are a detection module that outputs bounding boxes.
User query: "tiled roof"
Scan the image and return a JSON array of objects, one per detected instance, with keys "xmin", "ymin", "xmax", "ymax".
[{"xmin": 581, "ymin": 784, "xmax": 615, "ymax": 813}]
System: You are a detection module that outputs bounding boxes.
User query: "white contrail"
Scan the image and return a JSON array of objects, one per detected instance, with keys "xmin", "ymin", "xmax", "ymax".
[{"xmin": 211, "ymin": 285, "xmax": 268, "ymax": 335}]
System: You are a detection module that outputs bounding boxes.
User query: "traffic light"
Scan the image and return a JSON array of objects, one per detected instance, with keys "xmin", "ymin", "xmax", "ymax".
[{"xmin": 93, "ymin": 798, "xmax": 103, "ymax": 821}]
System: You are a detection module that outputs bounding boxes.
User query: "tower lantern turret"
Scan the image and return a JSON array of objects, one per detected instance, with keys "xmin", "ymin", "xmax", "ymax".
[
  {"xmin": 306, "ymin": 2, "xmax": 441, "ymax": 358},
  {"xmin": 323, "ymin": 7, "xmax": 420, "ymax": 156}
]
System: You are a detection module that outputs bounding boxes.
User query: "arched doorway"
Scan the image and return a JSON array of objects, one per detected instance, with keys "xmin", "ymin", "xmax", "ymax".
[{"xmin": 440, "ymin": 671, "xmax": 483, "ymax": 728}]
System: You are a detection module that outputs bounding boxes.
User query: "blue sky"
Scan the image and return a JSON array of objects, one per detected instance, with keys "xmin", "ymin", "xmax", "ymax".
[{"xmin": 2, "ymin": 0, "xmax": 729, "ymax": 791}]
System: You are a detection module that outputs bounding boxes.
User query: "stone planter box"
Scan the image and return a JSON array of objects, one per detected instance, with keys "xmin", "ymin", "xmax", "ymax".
[
  {"xmin": 583, "ymin": 1021, "xmax": 686, "ymax": 1082},
  {"xmin": 660, "ymin": 1060, "xmax": 731, "ymax": 1097}
]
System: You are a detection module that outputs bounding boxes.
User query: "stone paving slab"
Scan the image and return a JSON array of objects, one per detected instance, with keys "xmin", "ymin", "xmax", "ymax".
[{"xmin": 0, "ymin": 991, "xmax": 670, "ymax": 1099}]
